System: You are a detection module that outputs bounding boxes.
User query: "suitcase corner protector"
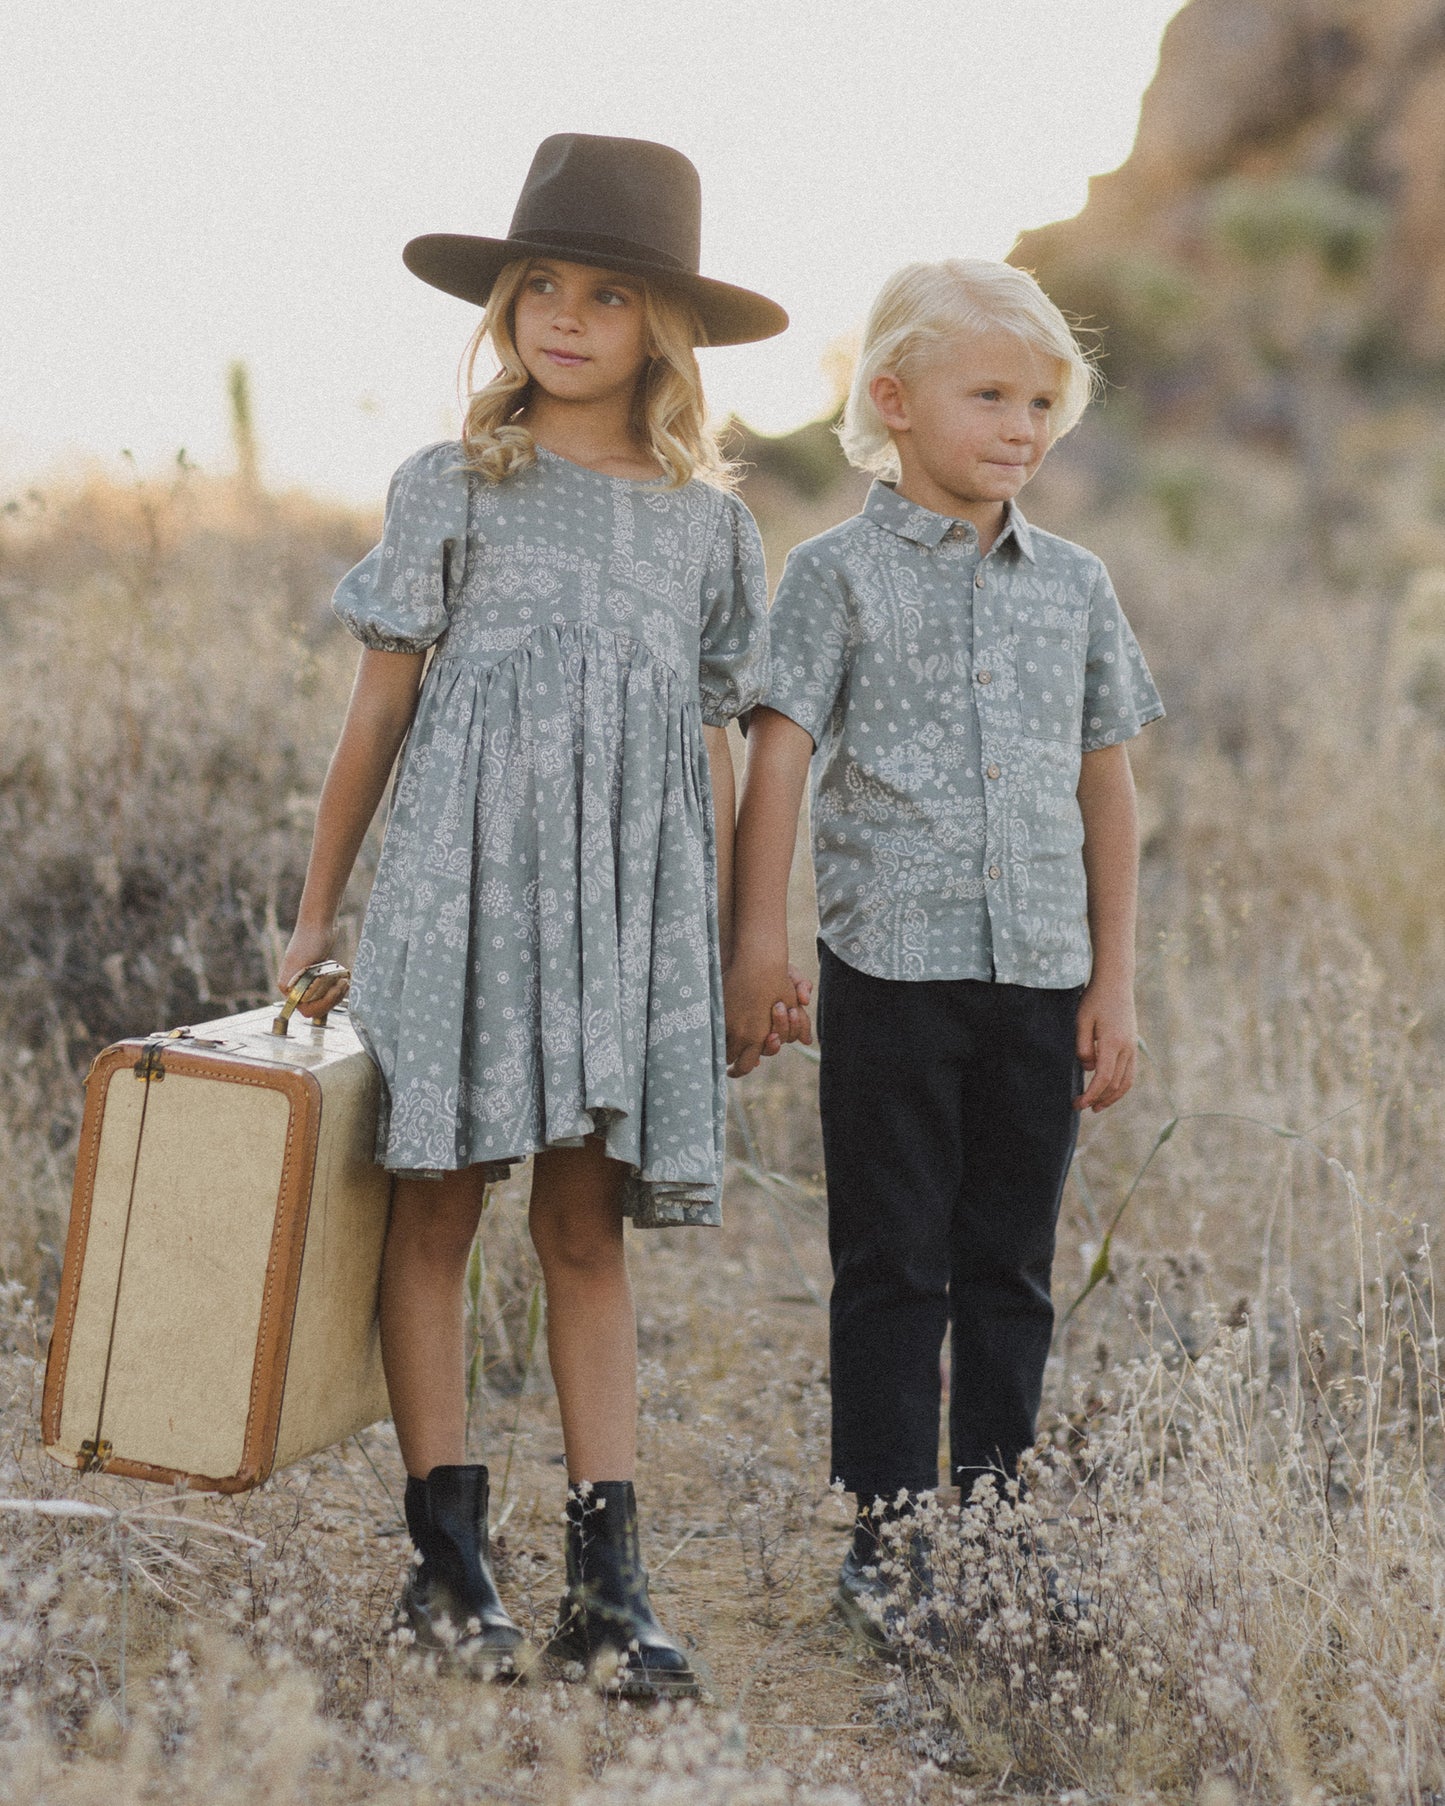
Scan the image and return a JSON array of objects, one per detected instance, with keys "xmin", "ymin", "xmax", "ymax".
[{"xmin": 209, "ymin": 1462, "xmax": 268, "ymax": 1494}]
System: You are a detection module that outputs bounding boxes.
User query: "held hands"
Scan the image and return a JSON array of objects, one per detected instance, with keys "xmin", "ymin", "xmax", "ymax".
[
  {"xmin": 1074, "ymin": 973, "xmax": 1137, "ymax": 1112},
  {"xmin": 277, "ymin": 923, "xmax": 351, "ymax": 1022},
  {"xmin": 724, "ymin": 953, "xmax": 813, "ymax": 1078}
]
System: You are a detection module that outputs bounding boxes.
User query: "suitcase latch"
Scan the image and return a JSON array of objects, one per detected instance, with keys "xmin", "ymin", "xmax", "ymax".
[
  {"xmin": 133, "ymin": 1028, "xmax": 189, "ymax": 1081},
  {"xmin": 78, "ymin": 1438, "xmax": 113, "ymax": 1471}
]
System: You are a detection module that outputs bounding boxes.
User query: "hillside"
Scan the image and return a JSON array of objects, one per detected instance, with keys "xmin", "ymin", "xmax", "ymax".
[{"xmin": 1013, "ymin": 0, "xmax": 1445, "ymax": 431}]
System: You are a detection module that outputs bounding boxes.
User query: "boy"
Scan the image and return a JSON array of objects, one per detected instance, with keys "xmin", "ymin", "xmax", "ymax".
[{"xmin": 725, "ymin": 260, "xmax": 1163, "ymax": 1640}]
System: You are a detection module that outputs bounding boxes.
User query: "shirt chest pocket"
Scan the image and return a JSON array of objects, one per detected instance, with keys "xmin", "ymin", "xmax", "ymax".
[{"xmin": 1011, "ymin": 629, "xmax": 1082, "ymax": 742}]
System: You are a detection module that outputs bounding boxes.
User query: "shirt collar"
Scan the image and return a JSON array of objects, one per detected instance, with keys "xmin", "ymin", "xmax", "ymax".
[{"xmin": 863, "ymin": 481, "xmax": 1037, "ymax": 563}]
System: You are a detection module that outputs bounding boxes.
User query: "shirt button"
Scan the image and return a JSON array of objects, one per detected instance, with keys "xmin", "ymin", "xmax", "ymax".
[
  {"xmin": 988, "ymin": 864, "xmax": 1001, "ymax": 880},
  {"xmin": 977, "ymin": 670, "xmax": 992, "ymax": 685},
  {"xmin": 974, "ymin": 571, "xmax": 985, "ymax": 589},
  {"xmin": 986, "ymin": 763, "xmax": 1000, "ymax": 780}
]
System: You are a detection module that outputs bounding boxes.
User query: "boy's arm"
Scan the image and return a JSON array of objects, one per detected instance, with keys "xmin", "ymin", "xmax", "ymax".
[
  {"xmin": 725, "ymin": 707, "xmax": 815, "ymax": 1077},
  {"xmin": 707, "ymin": 724, "xmax": 800, "ymax": 1067},
  {"xmin": 1075, "ymin": 741, "xmax": 1140, "ymax": 1112}
]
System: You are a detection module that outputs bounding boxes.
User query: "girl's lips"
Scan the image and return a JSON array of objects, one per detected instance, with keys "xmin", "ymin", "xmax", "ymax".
[{"xmin": 545, "ymin": 350, "xmax": 588, "ymax": 367}]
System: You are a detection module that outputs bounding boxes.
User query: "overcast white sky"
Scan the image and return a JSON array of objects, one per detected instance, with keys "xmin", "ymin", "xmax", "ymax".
[{"xmin": 2, "ymin": 0, "xmax": 1185, "ymax": 504}]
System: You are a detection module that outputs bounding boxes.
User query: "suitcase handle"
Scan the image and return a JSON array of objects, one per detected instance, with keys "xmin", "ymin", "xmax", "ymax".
[{"xmin": 272, "ymin": 960, "xmax": 350, "ymax": 1037}]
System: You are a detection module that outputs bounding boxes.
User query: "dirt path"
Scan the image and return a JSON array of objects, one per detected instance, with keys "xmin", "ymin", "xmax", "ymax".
[
  {"xmin": 100, "ymin": 1056, "xmax": 948, "ymax": 1801},
  {"xmin": 382, "ymin": 1131, "xmax": 935, "ymax": 1799}
]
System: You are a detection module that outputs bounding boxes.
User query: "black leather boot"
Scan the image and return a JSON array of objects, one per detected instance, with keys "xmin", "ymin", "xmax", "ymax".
[
  {"xmin": 835, "ymin": 1496, "xmax": 933, "ymax": 1655},
  {"xmin": 401, "ymin": 1465, "xmax": 525, "ymax": 1676},
  {"xmin": 551, "ymin": 1482, "xmax": 698, "ymax": 1698}
]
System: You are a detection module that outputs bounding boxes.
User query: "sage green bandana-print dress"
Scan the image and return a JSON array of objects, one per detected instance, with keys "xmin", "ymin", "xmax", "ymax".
[{"xmin": 332, "ymin": 441, "xmax": 769, "ymax": 1227}]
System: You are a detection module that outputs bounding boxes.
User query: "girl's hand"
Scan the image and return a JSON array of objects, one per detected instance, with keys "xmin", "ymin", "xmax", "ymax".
[
  {"xmin": 724, "ymin": 956, "xmax": 812, "ymax": 1077},
  {"xmin": 278, "ymin": 923, "xmax": 350, "ymax": 1021}
]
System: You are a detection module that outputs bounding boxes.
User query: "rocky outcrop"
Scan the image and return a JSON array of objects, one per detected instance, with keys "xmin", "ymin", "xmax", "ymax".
[{"xmin": 1012, "ymin": 0, "xmax": 1445, "ymax": 423}]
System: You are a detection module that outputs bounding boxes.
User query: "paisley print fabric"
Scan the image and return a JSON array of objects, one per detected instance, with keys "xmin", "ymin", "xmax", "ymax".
[
  {"xmin": 766, "ymin": 481, "xmax": 1162, "ymax": 988},
  {"xmin": 332, "ymin": 441, "xmax": 768, "ymax": 1226}
]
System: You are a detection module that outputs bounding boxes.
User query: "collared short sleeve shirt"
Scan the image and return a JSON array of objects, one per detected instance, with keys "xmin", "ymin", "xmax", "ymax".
[{"xmin": 765, "ymin": 482, "xmax": 1163, "ymax": 987}]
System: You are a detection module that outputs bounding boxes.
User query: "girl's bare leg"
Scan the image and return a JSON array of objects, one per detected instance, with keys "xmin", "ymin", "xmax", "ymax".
[
  {"xmin": 380, "ymin": 1166, "xmax": 490, "ymax": 1478},
  {"xmin": 528, "ymin": 1143, "xmax": 636, "ymax": 1480}
]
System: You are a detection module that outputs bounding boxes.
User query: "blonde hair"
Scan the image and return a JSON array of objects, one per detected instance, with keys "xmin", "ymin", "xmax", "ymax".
[
  {"xmin": 458, "ymin": 260, "xmax": 733, "ymax": 489},
  {"xmin": 840, "ymin": 259, "xmax": 1098, "ymax": 480}
]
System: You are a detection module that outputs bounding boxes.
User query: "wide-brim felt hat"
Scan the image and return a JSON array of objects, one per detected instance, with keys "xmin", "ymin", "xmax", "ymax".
[{"xmin": 403, "ymin": 133, "xmax": 787, "ymax": 347}]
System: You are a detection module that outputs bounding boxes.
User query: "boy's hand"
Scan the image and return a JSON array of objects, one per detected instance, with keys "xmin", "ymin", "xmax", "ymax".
[
  {"xmin": 724, "ymin": 955, "xmax": 813, "ymax": 1078},
  {"xmin": 1074, "ymin": 975, "xmax": 1136, "ymax": 1112},
  {"xmin": 777, "ymin": 964, "xmax": 813, "ymax": 1049}
]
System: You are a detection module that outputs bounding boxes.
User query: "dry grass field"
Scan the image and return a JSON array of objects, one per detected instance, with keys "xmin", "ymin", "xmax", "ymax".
[{"xmin": 2, "ymin": 424, "xmax": 1445, "ymax": 1801}]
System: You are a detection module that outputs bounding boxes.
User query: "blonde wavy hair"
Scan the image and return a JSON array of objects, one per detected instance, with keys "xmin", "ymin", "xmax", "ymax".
[
  {"xmin": 840, "ymin": 259, "xmax": 1098, "ymax": 480},
  {"xmin": 458, "ymin": 260, "xmax": 733, "ymax": 489}
]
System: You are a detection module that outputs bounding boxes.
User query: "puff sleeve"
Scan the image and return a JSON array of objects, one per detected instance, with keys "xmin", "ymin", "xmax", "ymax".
[
  {"xmin": 332, "ymin": 441, "xmax": 470, "ymax": 652},
  {"xmin": 697, "ymin": 489, "xmax": 770, "ymax": 726}
]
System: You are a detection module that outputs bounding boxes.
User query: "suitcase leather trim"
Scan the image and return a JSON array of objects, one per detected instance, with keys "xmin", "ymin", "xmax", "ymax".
[{"xmin": 41, "ymin": 1040, "xmax": 324, "ymax": 1492}]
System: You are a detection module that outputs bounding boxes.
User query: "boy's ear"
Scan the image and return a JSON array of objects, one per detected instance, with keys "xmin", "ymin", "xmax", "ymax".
[{"xmin": 869, "ymin": 372, "xmax": 910, "ymax": 433}]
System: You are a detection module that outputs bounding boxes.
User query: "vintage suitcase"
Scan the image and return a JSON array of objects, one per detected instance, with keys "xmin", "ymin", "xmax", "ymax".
[{"xmin": 41, "ymin": 964, "xmax": 394, "ymax": 1492}]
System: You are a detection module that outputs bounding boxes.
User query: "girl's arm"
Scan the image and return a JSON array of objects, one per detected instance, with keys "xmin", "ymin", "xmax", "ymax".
[
  {"xmin": 1074, "ymin": 741, "xmax": 1140, "ymax": 1112},
  {"xmin": 724, "ymin": 707, "xmax": 814, "ymax": 1077},
  {"xmin": 703, "ymin": 726, "xmax": 737, "ymax": 966},
  {"xmin": 279, "ymin": 648, "xmax": 427, "ymax": 1011}
]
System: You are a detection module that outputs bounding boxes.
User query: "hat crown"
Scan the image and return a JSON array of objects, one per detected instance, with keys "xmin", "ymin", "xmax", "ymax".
[{"xmin": 508, "ymin": 134, "xmax": 702, "ymax": 276}]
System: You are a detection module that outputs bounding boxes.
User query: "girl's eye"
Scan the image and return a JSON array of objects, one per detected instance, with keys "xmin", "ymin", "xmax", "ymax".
[
  {"xmin": 596, "ymin": 288, "xmax": 627, "ymax": 307},
  {"xmin": 528, "ymin": 276, "xmax": 555, "ymax": 295}
]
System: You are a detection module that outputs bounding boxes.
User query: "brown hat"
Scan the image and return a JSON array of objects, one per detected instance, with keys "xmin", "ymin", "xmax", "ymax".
[{"xmin": 403, "ymin": 133, "xmax": 787, "ymax": 347}]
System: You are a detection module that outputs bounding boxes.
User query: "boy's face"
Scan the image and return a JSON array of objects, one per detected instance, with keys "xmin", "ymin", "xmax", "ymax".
[{"xmin": 872, "ymin": 329, "xmax": 1062, "ymax": 522}]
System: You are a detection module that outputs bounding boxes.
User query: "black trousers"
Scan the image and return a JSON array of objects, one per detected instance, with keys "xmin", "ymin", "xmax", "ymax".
[{"xmin": 816, "ymin": 941, "xmax": 1082, "ymax": 1501}]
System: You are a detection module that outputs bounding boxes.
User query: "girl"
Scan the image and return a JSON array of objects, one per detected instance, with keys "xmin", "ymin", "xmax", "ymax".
[{"xmin": 279, "ymin": 134, "xmax": 799, "ymax": 1696}]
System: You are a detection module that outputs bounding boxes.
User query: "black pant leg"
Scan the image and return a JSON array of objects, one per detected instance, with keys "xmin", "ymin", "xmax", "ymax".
[
  {"xmin": 949, "ymin": 982, "xmax": 1081, "ymax": 1496},
  {"xmin": 817, "ymin": 942, "xmax": 964, "ymax": 1500}
]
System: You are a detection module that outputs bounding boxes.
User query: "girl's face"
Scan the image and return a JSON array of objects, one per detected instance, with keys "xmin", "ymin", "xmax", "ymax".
[
  {"xmin": 872, "ymin": 328, "xmax": 1062, "ymax": 516},
  {"xmin": 513, "ymin": 260, "xmax": 650, "ymax": 406}
]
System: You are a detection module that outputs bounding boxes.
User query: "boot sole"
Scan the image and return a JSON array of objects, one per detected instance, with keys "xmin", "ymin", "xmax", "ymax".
[
  {"xmin": 399, "ymin": 1601, "xmax": 528, "ymax": 1680},
  {"xmin": 547, "ymin": 1626, "xmax": 699, "ymax": 1699},
  {"xmin": 405, "ymin": 1630, "xmax": 528, "ymax": 1681},
  {"xmin": 833, "ymin": 1582, "xmax": 897, "ymax": 1656}
]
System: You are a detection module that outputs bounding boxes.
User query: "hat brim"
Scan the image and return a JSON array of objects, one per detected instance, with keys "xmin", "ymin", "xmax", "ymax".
[{"xmin": 402, "ymin": 233, "xmax": 787, "ymax": 346}]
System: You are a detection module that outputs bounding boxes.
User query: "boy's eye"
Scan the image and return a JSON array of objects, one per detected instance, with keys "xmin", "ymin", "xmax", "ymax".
[
  {"xmin": 977, "ymin": 388, "xmax": 1002, "ymax": 402},
  {"xmin": 1032, "ymin": 397, "xmax": 1055, "ymax": 411}
]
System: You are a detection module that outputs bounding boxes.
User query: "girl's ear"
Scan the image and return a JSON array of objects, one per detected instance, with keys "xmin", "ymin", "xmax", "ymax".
[{"xmin": 869, "ymin": 372, "xmax": 910, "ymax": 433}]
